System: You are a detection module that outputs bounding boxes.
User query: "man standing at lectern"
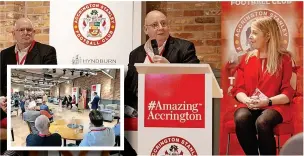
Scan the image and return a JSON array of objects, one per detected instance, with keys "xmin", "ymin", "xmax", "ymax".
[
  {"xmin": 125, "ymin": 10, "xmax": 200, "ymax": 114},
  {"xmin": 0, "ymin": 18, "xmax": 57, "ymax": 96}
]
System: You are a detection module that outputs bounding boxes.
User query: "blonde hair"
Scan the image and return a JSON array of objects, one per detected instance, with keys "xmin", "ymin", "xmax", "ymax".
[{"xmin": 246, "ymin": 17, "xmax": 290, "ymax": 75}]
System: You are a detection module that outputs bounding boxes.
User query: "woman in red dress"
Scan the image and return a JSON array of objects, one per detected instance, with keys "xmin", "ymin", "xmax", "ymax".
[{"xmin": 232, "ymin": 17, "xmax": 295, "ymax": 155}]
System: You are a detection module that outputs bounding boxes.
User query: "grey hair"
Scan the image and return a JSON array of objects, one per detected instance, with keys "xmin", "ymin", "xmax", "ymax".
[
  {"xmin": 0, "ymin": 96, "xmax": 5, "ymax": 103},
  {"xmin": 35, "ymin": 115, "xmax": 50, "ymax": 132},
  {"xmin": 13, "ymin": 17, "xmax": 34, "ymax": 31}
]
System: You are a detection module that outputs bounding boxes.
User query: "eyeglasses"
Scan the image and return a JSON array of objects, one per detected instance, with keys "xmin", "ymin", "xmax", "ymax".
[
  {"xmin": 146, "ymin": 21, "xmax": 168, "ymax": 29},
  {"xmin": 15, "ymin": 28, "xmax": 34, "ymax": 33}
]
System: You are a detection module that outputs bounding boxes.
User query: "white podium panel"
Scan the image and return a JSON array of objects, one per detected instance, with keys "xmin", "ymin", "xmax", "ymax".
[{"xmin": 134, "ymin": 64, "xmax": 221, "ymax": 155}]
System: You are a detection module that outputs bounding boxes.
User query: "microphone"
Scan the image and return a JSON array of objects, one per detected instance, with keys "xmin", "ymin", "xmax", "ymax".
[{"xmin": 151, "ymin": 39, "xmax": 159, "ymax": 55}]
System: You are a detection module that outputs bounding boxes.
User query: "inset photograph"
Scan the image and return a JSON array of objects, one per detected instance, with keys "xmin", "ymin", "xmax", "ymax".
[{"xmin": 6, "ymin": 65, "xmax": 123, "ymax": 151}]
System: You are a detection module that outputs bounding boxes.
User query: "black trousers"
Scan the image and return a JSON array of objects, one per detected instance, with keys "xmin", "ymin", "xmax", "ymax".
[{"xmin": 234, "ymin": 107, "xmax": 283, "ymax": 155}]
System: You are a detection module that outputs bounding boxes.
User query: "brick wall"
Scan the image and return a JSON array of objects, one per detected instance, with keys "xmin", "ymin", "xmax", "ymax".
[
  {"xmin": 113, "ymin": 70, "xmax": 120, "ymax": 100},
  {"xmin": 50, "ymin": 85, "xmax": 59, "ymax": 97},
  {"xmin": 146, "ymin": 1, "xmax": 221, "ymax": 69},
  {"xmin": 72, "ymin": 70, "xmax": 120, "ymax": 100},
  {"xmin": 0, "ymin": 1, "xmax": 49, "ymax": 51},
  {"xmin": 58, "ymin": 82, "xmax": 72, "ymax": 97}
]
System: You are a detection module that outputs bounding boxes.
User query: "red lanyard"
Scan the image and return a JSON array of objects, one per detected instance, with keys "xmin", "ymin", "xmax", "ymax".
[
  {"xmin": 90, "ymin": 127, "xmax": 106, "ymax": 132},
  {"xmin": 15, "ymin": 41, "xmax": 36, "ymax": 65},
  {"xmin": 146, "ymin": 48, "xmax": 165, "ymax": 63},
  {"xmin": 38, "ymin": 133, "xmax": 51, "ymax": 137}
]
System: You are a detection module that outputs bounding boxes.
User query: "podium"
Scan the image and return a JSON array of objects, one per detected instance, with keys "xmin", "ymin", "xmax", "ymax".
[{"xmin": 124, "ymin": 63, "xmax": 222, "ymax": 155}]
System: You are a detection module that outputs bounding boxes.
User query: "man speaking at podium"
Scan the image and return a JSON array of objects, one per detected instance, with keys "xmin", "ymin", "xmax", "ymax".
[
  {"xmin": 0, "ymin": 18, "xmax": 57, "ymax": 96},
  {"xmin": 121, "ymin": 10, "xmax": 200, "ymax": 155},
  {"xmin": 125, "ymin": 10, "xmax": 200, "ymax": 115}
]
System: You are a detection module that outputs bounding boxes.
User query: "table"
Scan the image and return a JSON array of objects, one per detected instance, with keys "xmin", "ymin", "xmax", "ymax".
[{"xmin": 49, "ymin": 119, "xmax": 84, "ymax": 146}]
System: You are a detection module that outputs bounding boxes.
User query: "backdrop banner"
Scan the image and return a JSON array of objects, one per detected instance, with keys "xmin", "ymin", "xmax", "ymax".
[{"xmin": 220, "ymin": 1, "xmax": 303, "ymax": 155}]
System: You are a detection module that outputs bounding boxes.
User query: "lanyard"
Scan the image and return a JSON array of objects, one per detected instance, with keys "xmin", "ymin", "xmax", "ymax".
[
  {"xmin": 38, "ymin": 133, "xmax": 51, "ymax": 137},
  {"xmin": 90, "ymin": 127, "xmax": 106, "ymax": 132},
  {"xmin": 15, "ymin": 41, "xmax": 36, "ymax": 65},
  {"xmin": 146, "ymin": 48, "xmax": 165, "ymax": 63}
]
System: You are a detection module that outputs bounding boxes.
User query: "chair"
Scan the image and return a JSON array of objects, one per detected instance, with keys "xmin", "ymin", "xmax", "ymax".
[
  {"xmin": 100, "ymin": 109, "xmax": 115, "ymax": 122},
  {"xmin": 25, "ymin": 121, "xmax": 38, "ymax": 134},
  {"xmin": 11, "ymin": 105, "xmax": 19, "ymax": 116},
  {"xmin": 224, "ymin": 61, "xmax": 301, "ymax": 155},
  {"xmin": 280, "ymin": 132, "xmax": 303, "ymax": 155}
]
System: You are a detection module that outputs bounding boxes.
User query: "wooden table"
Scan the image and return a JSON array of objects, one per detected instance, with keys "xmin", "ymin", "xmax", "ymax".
[{"xmin": 49, "ymin": 119, "xmax": 84, "ymax": 146}]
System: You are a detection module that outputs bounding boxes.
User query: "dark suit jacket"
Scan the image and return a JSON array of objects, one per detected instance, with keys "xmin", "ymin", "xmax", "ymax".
[
  {"xmin": 91, "ymin": 95, "xmax": 100, "ymax": 109},
  {"xmin": 125, "ymin": 36, "xmax": 200, "ymax": 110},
  {"xmin": 0, "ymin": 41, "xmax": 57, "ymax": 96}
]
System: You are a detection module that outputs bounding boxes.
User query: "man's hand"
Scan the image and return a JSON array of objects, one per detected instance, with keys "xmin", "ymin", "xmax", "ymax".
[{"xmin": 153, "ymin": 55, "xmax": 170, "ymax": 63}]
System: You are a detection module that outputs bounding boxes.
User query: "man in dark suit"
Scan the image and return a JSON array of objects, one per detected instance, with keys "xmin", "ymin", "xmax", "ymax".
[
  {"xmin": 122, "ymin": 10, "xmax": 200, "ymax": 156},
  {"xmin": 90, "ymin": 92, "xmax": 100, "ymax": 110},
  {"xmin": 125, "ymin": 10, "xmax": 200, "ymax": 113},
  {"xmin": 0, "ymin": 18, "xmax": 57, "ymax": 96}
]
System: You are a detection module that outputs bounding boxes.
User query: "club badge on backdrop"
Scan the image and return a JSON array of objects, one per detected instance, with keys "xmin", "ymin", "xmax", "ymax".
[
  {"xmin": 220, "ymin": 1, "xmax": 303, "ymax": 155},
  {"xmin": 150, "ymin": 136, "xmax": 198, "ymax": 156},
  {"xmin": 73, "ymin": 3, "xmax": 116, "ymax": 46},
  {"xmin": 234, "ymin": 9, "xmax": 289, "ymax": 53}
]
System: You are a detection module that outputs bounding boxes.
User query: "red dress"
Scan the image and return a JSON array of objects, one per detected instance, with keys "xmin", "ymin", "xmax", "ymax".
[{"xmin": 231, "ymin": 53, "xmax": 295, "ymax": 122}]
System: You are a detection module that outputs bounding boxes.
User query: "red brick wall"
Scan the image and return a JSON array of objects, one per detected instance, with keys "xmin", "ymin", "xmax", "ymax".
[
  {"xmin": 51, "ymin": 70, "xmax": 120, "ymax": 100},
  {"xmin": 146, "ymin": 1, "xmax": 221, "ymax": 69},
  {"xmin": 113, "ymin": 70, "xmax": 120, "ymax": 100},
  {"xmin": 58, "ymin": 82, "xmax": 72, "ymax": 97},
  {"xmin": 50, "ymin": 85, "xmax": 59, "ymax": 97},
  {"xmin": 72, "ymin": 70, "xmax": 120, "ymax": 100},
  {"xmin": 0, "ymin": 1, "xmax": 49, "ymax": 51}
]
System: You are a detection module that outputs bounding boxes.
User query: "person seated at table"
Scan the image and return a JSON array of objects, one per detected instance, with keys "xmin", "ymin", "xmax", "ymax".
[
  {"xmin": 26, "ymin": 115, "xmax": 62, "ymax": 146},
  {"xmin": 79, "ymin": 110, "xmax": 115, "ymax": 146},
  {"xmin": 28, "ymin": 99, "xmax": 37, "ymax": 110},
  {"xmin": 40, "ymin": 101, "xmax": 52, "ymax": 115}
]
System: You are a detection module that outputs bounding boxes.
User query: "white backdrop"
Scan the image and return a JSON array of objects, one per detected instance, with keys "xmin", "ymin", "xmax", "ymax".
[
  {"xmin": 90, "ymin": 84, "xmax": 101, "ymax": 101},
  {"xmin": 71, "ymin": 87, "xmax": 79, "ymax": 104},
  {"xmin": 50, "ymin": 0, "xmax": 142, "ymax": 69},
  {"xmin": 48, "ymin": 1, "xmax": 141, "ymax": 153}
]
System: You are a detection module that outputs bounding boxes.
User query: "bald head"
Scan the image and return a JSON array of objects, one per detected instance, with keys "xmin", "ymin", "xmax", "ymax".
[
  {"xmin": 144, "ymin": 10, "xmax": 169, "ymax": 46},
  {"xmin": 14, "ymin": 18, "xmax": 33, "ymax": 30},
  {"xmin": 13, "ymin": 18, "xmax": 35, "ymax": 48},
  {"xmin": 145, "ymin": 10, "xmax": 167, "ymax": 25}
]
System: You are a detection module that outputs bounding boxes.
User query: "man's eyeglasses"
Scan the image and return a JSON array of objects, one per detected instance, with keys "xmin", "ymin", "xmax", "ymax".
[
  {"xmin": 146, "ymin": 21, "xmax": 168, "ymax": 29},
  {"xmin": 15, "ymin": 28, "xmax": 34, "ymax": 33}
]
